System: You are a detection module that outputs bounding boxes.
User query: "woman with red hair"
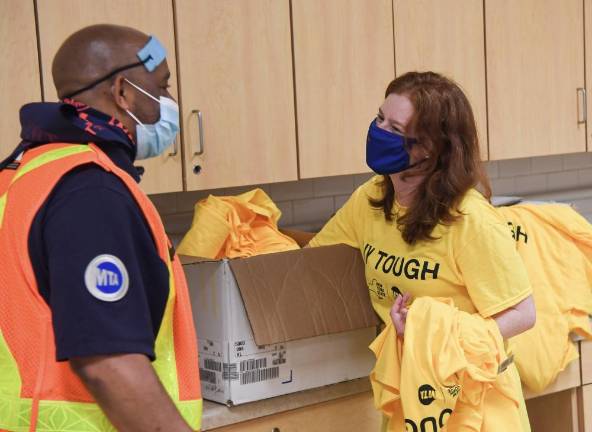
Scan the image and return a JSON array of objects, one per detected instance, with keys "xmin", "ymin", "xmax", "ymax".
[{"xmin": 309, "ymin": 71, "xmax": 535, "ymax": 430}]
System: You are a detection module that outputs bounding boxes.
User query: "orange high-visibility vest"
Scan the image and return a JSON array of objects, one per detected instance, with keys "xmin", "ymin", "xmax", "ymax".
[{"xmin": 0, "ymin": 143, "xmax": 202, "ymax": 432}]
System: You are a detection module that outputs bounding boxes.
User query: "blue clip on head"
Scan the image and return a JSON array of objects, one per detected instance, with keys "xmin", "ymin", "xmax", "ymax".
[{"xmin": 137, "ymin": 36, "xmax": 167, "ymax": 72}]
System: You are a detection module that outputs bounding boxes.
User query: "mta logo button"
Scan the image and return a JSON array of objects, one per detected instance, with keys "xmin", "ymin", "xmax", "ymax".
[{"xmin": 84, "ymin": 255, "xmax": 129, "ymax": 302}]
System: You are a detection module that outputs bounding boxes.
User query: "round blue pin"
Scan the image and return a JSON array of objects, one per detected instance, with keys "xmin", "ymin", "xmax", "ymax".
[{"xmin": 84, "ymin": 255, "xmax": 129, "ymax": 302}]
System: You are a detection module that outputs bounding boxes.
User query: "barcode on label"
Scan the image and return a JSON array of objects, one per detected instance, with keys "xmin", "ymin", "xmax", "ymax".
[
  {"xmin": 199, "ymin": 368, "xmax": 216, "ymax": 385},
  {"xmin": 240, "ymin": 367, "xmax": 279, "ymax": 385},
  {"xmin": 223, "ymin": 363, "xmax": 239, "ymax": 381},
  {"xmin": 204, "ymin": 359, "xmax": 222, "ymax": 372},
  {"xmin": 240, "ymin": 358, "xmax": 267, "ymax": 372}
]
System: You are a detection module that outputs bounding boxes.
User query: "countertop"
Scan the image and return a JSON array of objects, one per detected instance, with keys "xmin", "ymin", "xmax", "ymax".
[
  {"xmin": 201, "ymin": 377, "xmax": 371, "ymax": 430},
  {"xmin": 201, "ymin": 330, "xmax": 591, "ymax": 430}
]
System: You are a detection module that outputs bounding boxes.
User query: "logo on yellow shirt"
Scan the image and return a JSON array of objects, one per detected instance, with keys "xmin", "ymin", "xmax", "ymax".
[
  {"xmin": 445, "ymin": 384, "xmax": 461, "ymax": 398},
  {"xmin": 368, "ymin": 278, "xmax": 387, "ymax": 299},
  {"xmin": 418, "ymin": 384, "xmax": 436, "ymax": 405}
]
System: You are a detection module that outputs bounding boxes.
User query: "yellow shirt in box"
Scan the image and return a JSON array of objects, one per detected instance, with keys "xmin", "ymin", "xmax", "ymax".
[{"xmin": 309, "ymin": 176, "xmax": 533, "ymax": 324}]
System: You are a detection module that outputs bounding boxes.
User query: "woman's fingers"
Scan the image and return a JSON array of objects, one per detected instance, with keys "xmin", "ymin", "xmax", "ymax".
[
  {"xmin": 393, "ymin": 314, "xmax": 405, "ymax": 337},
  {"xmin": 392, "ymin": 293, "xmax": 403, "ymax": 312},
  {"xmin": 402, "ymin": 292, "xmax": 411, "ymax": 306},
  {"xmin": 391, "ymin": 292, "xmax": 412, "ymax": 337}
]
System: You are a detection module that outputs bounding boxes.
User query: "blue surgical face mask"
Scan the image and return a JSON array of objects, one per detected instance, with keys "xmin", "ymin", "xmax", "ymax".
[
  {"xmin": 124, "ymin": 79, "xmax": 179, "ymax": 160},
  {"xmin": 366, "ymin": 119, "xmax": 418, "ymax": 175}
]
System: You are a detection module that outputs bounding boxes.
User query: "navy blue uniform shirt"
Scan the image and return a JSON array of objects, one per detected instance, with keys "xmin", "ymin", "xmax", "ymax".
[{"xmin": 6, "ymin": 101, "xmax": 170, "ymax": 361}]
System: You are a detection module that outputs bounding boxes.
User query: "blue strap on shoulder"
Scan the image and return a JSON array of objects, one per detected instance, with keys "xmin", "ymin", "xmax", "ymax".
[{"xmin": 137, "ymin": 36, "xmax": 167, "ymax": 72}]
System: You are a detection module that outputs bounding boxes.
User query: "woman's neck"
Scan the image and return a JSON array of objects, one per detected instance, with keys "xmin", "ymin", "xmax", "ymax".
[{"xmin": 389, "ymin": 171, "xmax": 425, "ymax": 207}]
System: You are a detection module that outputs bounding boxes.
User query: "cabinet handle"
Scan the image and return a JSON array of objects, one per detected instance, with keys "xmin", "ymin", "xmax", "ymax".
[
  {"xmin": 577, "ymin": 88, "xmax": 587, "ymax": 124},
  {"xmin": 192, "ymin": 109, "xmax": 205, "ymax": 155},
  {"xmin": 168, "ymin": 136, "xmax": 179, "ymax": 157}
]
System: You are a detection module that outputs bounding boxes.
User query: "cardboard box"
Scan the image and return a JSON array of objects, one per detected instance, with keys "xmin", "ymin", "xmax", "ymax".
[{"xmin": 182, "ymin": 235, "xmax": 380, "ymax": 406}]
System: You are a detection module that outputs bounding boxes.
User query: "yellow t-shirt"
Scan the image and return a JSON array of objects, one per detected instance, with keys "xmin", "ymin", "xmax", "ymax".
[
  {"xmin": 309, "ymin": 176, "xmax": 532, "ymax": 323},
  {"xmin": 370, "ymin": 297, "xmax": 526, "ymax": 432}
]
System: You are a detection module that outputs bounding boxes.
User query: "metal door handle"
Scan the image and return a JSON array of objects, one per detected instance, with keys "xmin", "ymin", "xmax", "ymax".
[
  {"xmin": 168, "ymin": 135, "xmax": 179, "ymax": 157},
  {"xmin": 577, "ymin": 88, "xmax": 587, "ymax": 124},
  {"xmin": 192, "ymin": 109, "xmax": 205, "ymax": 155}
]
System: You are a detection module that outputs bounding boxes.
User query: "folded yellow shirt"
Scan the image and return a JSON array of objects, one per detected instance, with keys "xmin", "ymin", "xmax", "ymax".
[
  {"xmin": 370, "ymin": 297, "xmax": 527, "ymax": 432},
  {"xmin": 497, "ymin": 203, "xmax": 592, "ymax": 393},
  {"xmin": 177, "ymin": 188, "xmax": 299, "ymax": 259}
]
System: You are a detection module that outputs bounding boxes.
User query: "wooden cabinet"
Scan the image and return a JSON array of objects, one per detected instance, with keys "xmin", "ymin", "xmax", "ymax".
[
  {"xmin": 175, "ymin": 0, "xmax": 298, "ymax": 191},
  {"xmin": 582, "ymin": 340, "xmax": 592, "ymax": 385},
  {"xmin": 292, "ymin": 0, "xmax": 394, "ymax": 179},
  {"xmin": 526, "ymin": 389, "xmax": 580, "ymax": 432},
  {"xmin": 35, "ymin": 0, "xmax": 183, "ymax": 194},
  {"xmin": 210, "ymin": 392, "xmax": 381, "ymax": 432},
  {"xmin": 7, "ymin": 1, "xmax": 592, "ymax": 189},
  {"xmin": 393, "ymin": 0, "xmax": 488, "ymax": 161},
  {"xmin": 485, "ymin": 0, "xmax": 586, "ymax": 160},
  {"xmin": 0, "ymin": 0, "xmax": 41, "ymax": 161},
  {"xmin": 586, "ymin": 0, "xmax": 592, "ymax": 151},
  {"xmin": 579, "ymin": 385, "xmax": 592, "ymax": 432}
]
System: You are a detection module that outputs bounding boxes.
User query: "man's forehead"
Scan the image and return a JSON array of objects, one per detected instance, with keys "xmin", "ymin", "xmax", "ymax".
[{"xmin": 151, "ymin": 61, "xmax": 171, "ymax": 82}]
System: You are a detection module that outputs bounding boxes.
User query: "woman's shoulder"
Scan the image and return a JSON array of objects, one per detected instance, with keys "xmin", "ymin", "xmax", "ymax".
[
  {"xmin": 442, "ymin": 189, "xmax": 513, "ymax": 251},
  {"xmin": 358, "ymin": 175, "xmax": 385, "ymax": 200},
  {"xmin": 454, "ymin": 188, "xmax": 507, "ymax": 230},
  {"xmin": 352, "ymin": 175, "xmax": 385, "ymax": 207}
]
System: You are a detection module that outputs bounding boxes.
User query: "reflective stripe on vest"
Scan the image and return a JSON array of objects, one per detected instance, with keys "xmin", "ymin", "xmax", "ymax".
[
  {"xmin": 0, "ymin": 144, "xmax": 202, "ymax": 431},
  {"xmin": 0, "ymin": 396, "xmax": 202, "ymax": 432},
  {"xmin": 0, "ymin": 145, "xmax": 93, "ymax": 229}
]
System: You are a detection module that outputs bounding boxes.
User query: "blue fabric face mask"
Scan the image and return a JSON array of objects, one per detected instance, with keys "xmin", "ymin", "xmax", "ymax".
[
  {"xmin": 124, "ymin": 79, "xmax": 179, "ymax": 160},
  {"xmin": 366, "ymin": 119, "xmax": 418, "ymax": 175}
]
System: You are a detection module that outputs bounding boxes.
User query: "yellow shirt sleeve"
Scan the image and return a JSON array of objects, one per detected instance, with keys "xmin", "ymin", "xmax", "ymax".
[
  {"xmin": 309, "ymin": 184, "xmax": 367, "ymax": 249},
  {"xmin": 455, "ymin": 220, "xmax": 532, "ymax": 317}
]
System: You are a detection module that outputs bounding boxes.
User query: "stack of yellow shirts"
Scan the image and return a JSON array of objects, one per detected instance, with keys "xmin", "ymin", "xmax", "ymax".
[
  {"xmin": 177, "ymin": 188, "xmax": 299, "ymax": 259},
  {"xmin": 369, "ymin": 297, "xmax": 526, "ymax": 432},
  {"xmin": 496, "ymin": 203, "xmax": 592, "ymax": 393}
]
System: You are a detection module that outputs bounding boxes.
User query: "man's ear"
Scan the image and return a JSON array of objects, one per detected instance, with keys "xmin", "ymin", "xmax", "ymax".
[{"xmin": 111, "ymin": 75, "xmax": 133, "ymax": 111}]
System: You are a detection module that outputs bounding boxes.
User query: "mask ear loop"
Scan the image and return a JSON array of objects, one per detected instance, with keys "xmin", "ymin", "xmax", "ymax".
[
  {"xmin": 124, "ymin": 78, "xmax": 161, "ymax": 103},
  {"xmin": 125, "ymin": 108, "xmax": 147, "ymax": 130},
  {"xmin": 403, "ymin": 137, "xmax": 430, "ymax": 171},
  {"xmin": 123, "ymin": 78, "xmax": 162, "ymax": 130},
  {"xmin": 402, "ymin": 134, "xmax": 417, "ymax": 153}
]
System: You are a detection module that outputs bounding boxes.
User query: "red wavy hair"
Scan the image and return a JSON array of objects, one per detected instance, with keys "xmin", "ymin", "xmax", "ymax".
[{"xmin": 370, "ymin": 71, "xmax": 491, "ymax": 244}]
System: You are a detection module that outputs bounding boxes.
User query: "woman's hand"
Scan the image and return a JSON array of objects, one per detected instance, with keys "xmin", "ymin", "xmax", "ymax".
[{"xmin": 390, "ymin": 292, "xmax": 412, "ymax": 337}]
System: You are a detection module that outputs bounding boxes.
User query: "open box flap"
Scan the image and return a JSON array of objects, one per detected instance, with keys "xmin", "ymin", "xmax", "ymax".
[{"xmin": 228, "ymin": 244, "xmax": 380, "ymax": 346}]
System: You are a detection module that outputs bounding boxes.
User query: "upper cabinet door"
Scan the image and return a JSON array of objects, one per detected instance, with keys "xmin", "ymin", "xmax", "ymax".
[
  {"xmin": 0, "ymin": 0, "xmax": 41, "ymax": 160},
  {"xmin": 586, "ymin": 0, "xmax": 592, "ymax": 150},
  {"xmin": 292, "ymin": 0, "xmax": 395, "ymax": 179},
  {"xmin": 175, "ymin": 0, "xmax": 298, "ymax": 191},
  {"xmin": 486, "ymin": 0, "xmax": 585, "ymax": 160},
  {"xmin": 393, "ymin": 0, "xmax": 488, "ymax": 161},
  {"xmin": 35, "ymin": 0, "xmax": 183, "ymax": 194}
]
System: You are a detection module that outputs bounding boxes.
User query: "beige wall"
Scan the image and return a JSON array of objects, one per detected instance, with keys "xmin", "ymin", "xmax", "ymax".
[{"xmin": 152, "ymin": 152, "xmax": 592, "ymax": 238}]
